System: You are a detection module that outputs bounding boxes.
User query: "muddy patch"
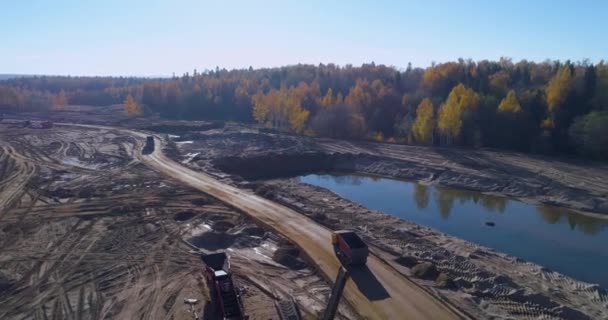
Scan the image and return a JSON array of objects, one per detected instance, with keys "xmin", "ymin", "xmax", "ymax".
[{"xmin": 189, "ymin": 231, "xmax": 237, "ymax": 251}]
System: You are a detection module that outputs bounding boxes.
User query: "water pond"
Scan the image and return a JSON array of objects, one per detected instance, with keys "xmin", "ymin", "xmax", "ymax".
[{"xmin": 299, "ymin": 173, "xmax": 608, "ymax": 288}]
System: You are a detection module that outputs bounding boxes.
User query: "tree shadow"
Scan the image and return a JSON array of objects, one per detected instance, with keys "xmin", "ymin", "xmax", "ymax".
[{"xmin": 347, "ymin": 265, "xmax": 391, "ymax": 301}]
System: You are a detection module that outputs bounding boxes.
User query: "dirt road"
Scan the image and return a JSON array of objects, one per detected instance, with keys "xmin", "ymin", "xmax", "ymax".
[{"xmin": 98, "ymin": 126, "xmax": 462, "ymax": 319}]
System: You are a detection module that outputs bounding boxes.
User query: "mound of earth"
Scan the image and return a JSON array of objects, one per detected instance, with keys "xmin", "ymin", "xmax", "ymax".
[
  {"xmin": 273, "ymin": 244, "xmax": 306, "ymax": 270},
  {"xmin": 411, "ymin": 262, "xmax": 439, "ymax": 280}
]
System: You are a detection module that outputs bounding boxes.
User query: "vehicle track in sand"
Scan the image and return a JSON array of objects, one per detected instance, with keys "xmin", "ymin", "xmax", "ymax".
[
  {"xmin": 61, "ymin": 123, "xmax": 466, "ymax": 319},
  {"xmin": 0, "ymin": 126, "xmax": 215, "ymax": 320},
  {"xmin": 0, "ymin": 144, "xmax": 37, "ymax": 217}
]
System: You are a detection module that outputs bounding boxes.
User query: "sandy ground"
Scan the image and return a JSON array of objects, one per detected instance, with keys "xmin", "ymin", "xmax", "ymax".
[
  {"xmin": 161, "ymin": 122, "xmax": 608, "ymax": 319},
  {"xmin": 0, "ymin": 123, "xmax": 358, "ymax": 320}
]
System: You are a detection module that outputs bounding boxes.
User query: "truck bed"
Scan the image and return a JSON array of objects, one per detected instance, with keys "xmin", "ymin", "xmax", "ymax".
[{"xmin": 339, "ymin": 232, "xmax": 366, "ymax": 249}]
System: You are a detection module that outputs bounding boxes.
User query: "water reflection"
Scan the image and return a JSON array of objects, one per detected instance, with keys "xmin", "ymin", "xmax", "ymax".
[
  {"xmin": 537, "ymin": 206, "xmax": 608, "ymax": 235},
  {"xmin": 320, "ymin": 174, "xmax": 365, "ymax": 186},
  {"xmin": 423, "ymin": 185, "xmax": 507, "ymax": 219},
  {"xmin": 303, "ymin": 173, "xmax": 608, "ymax": 236},
  {"xmin": 415, "ymin": 183, "xmax": 607, "ymax": 236},
  {"xmin": 413, "ymin": 184, "xmax": 429, "ymax": 209}
]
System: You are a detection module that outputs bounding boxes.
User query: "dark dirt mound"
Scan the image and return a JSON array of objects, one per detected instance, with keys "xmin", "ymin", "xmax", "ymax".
[
  {"xmin": 411, "ymin": 262, "xmax": 439, "ymax": 280},
  {"xmin": 174, "ymin": 211, "xmax": 196, "ymax": 221},
  {"xmin": 394, "ymin": 255, "xmax": 418, "ymax": 268},
  {"xmin": 435, "ymin": 273, "xmax": 457, "ymax": 289},
  {"xmin": 273, "ymin": 244, "xmax": 306, "ymax": 270}
]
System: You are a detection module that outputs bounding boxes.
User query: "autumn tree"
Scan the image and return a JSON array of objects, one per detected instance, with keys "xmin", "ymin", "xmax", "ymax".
[
  {"xmin": 320, "ymin": 88, "xmax": 334, "ymax": 107},
  {"xmin": 3, "ymin": 59, "xmax": 608, "ymax": 159},
  {"xmin": 543, "ymin": 65, "xmax": 573, "ymax": 128},
  {"xmin": 123, "ymin": 95, "xmax": 141, "ymax": 116},
  {"xmin": 412, "ymin": 98, "xmax": 435, "ymax": 144},
  {"xmin": 252, "ymin": 85, "xmax": 309, "ymax": 133},
  {"xmin": 421, "ymin": 62, "xmax": 462, "ymax": 97},
  {"xmin": 495, "ymin": 90, "xmax": 531, "ymax": 150},
  {"xmin": 498, "ymin": 90, "xmax": 522, "ymax": 113},
  {"xmin": 345, "ymin": 79, "xmax": 372, "ymax": 112},
  {"xmin": 437, "ymin": 84, "xmax": 480, "ymax": 145}
]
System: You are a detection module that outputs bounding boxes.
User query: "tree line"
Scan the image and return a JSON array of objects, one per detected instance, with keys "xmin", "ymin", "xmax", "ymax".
[{"xmin": 1, "ymin": 59, "xmax": 607, "ymax": 159}]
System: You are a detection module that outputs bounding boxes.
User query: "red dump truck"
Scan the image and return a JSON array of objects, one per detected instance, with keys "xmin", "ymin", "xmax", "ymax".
[
  {"xmin": 201, "ymin": 252, "xmax": 245, "ymax": 320},
  {"xmin": 332, "ymin": 230, "xmax": 368, "ymax": 266}
]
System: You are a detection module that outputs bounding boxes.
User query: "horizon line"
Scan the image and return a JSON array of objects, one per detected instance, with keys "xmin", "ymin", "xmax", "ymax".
[{"xmin": 1, "ymin": 57, "xmax": 605, "ymax": 79}]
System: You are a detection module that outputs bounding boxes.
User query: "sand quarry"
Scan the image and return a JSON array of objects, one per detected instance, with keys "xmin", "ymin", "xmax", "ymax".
[{"xmin": 0, "ymin": 107, "xmax": 607, "ymax": 319}]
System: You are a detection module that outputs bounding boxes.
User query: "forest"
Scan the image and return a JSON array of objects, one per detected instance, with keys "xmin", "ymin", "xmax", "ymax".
[{"xmin": 1, "ymin": 58, "xmax": 607, "ymax": 159}]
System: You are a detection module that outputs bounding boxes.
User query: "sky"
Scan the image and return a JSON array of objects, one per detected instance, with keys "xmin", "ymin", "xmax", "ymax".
[{"xmin": 1, "ymin": 0, "xmax": 607, "ymax": 76}]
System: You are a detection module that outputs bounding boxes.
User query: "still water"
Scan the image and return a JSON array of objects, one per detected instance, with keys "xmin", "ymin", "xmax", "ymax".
[{"xmin": 299, "ymin": 173, "xmax": 608, "ymax": 287}]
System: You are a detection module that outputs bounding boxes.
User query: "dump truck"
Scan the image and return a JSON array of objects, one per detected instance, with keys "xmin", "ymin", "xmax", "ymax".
[
  {"xmin": 201, "ymin": 252, "xmax": 245, "ymax": 320},
  {"xmin": 142, "ymin": 136, "xmax": 155, "ymax": 154},
  {"xmin": 331, "ymin": 230, "xmax": 368, "ymax": 266}
]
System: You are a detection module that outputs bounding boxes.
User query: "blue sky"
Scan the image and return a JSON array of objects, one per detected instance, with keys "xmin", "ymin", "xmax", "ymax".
[{"xmin": 1, "ymin": 0, "xmax": 606, "ymax": 76}]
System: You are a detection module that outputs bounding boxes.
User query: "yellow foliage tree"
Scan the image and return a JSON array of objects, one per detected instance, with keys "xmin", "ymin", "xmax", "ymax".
[
  {"xmin": 320, "ymin": 88, "xmax": 334, "ymax": 107},
  {"xmin": 498, "ymin": 90, "xmax": 522, "ymax": 113},
  {"xmin": 438, "ymin": 83, "xmax": 480, "ymax": 144},
  {"xmin": 344, "ymin": 79, "xmax": 371, "ymax": 111},
  {"xmin": 412, "ymin": 98, "xmax": 435, "ymax": 144},
  {"xmin": 252, "ymin": 91, "xmax": 269, "ymax": 124},
  {"xmin": 123, "ymin": 94, "xmax": 141, "ymax": 116},
  {"xmin": 251, "ymin": 86, "xmax": 309, "ymax": 133},
  {"xmin": 545, "ymin": 66, "xmax": 572, "ymax": 111}
]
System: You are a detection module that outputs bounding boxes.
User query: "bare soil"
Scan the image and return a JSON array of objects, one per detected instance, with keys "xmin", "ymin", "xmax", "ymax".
[{"xmin": 0, "ymin": 123, "xmax": 357, "ymax": 320}]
